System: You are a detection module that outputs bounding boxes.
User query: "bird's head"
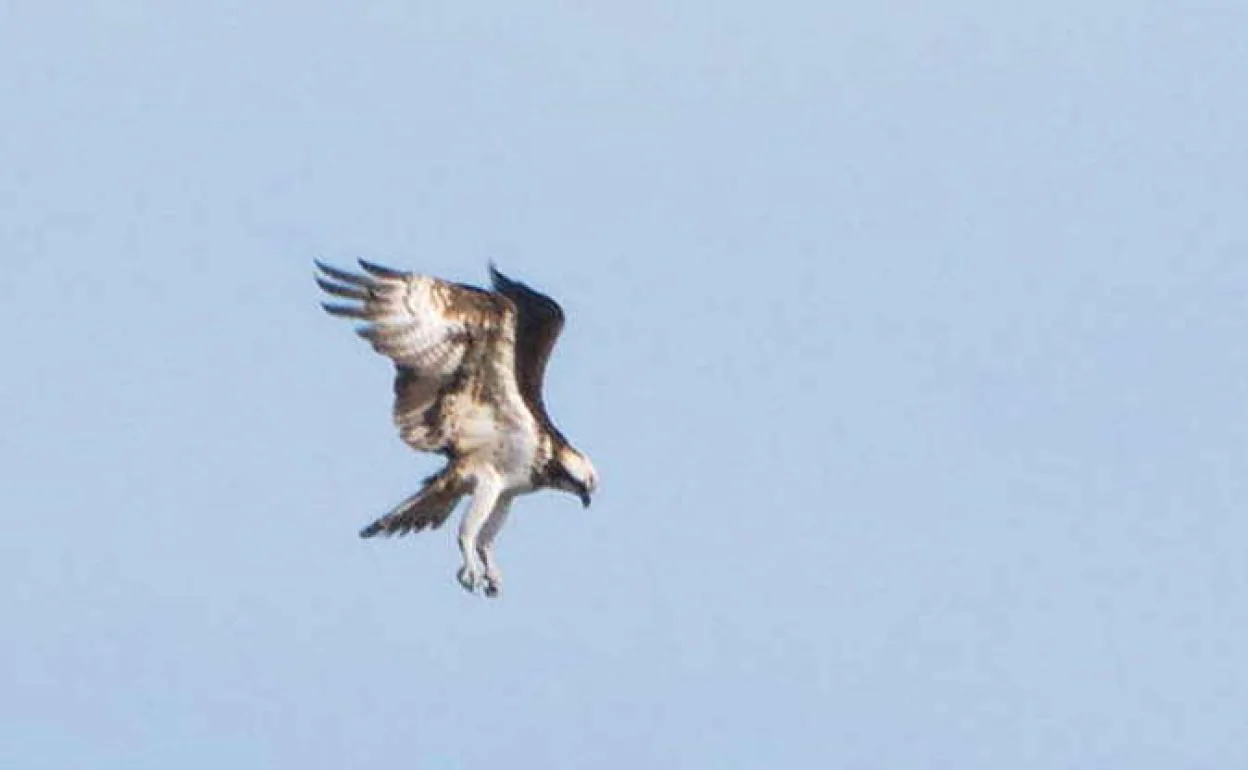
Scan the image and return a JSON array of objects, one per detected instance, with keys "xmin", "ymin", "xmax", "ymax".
[{"xmin": 552, "ymin": 446, "xmax": 598, "ymax": 508}]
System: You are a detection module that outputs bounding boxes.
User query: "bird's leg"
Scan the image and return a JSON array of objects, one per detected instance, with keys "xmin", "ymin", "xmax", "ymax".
[
  {"xmin": 477, "ymin": 496, "xmax": 513, "ymax": 598},
  {"xmin": 456, "ymin": 472, "xmax": 502, "ymax": 594}
]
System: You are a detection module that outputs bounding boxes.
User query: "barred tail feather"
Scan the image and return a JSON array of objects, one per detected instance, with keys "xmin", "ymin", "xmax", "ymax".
[{"xmin": 360, "ymin": 469, "xmax": 467, "ymax": 538}]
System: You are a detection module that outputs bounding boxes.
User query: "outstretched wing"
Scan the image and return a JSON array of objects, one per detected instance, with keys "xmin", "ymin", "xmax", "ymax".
[
  {"xmin": 489, "ymin": 265, "xmax": 566, "ymax": 431},
  {"xmin": 317, "ymin": 260, "xmax": 518, "ymax": 453}
]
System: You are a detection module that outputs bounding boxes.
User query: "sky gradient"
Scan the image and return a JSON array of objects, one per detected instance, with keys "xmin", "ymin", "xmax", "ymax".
[{"xmin": 3, "ymin": 2, "xmax": 1246, "ymax": 767}]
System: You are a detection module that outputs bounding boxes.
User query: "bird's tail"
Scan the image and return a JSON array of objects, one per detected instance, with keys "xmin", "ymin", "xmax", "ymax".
[{"xmin": 360, "ymin": 468, "xmax": 469, "ymax": 538}]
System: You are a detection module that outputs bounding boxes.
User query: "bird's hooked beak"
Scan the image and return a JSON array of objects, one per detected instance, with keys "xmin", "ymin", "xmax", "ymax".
[
  {"xmin": 557, "ymin": 449, "xmax": 597, "ymax": 509},
  {"xmin": 576, "ymin": 470, "xmax": 597, "ymax": 509}
]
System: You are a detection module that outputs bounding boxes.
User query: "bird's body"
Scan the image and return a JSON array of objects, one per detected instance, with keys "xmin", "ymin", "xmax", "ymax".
[{"xmin": 316, "ymin": 260, "xmax": 597, "ymax": 597}]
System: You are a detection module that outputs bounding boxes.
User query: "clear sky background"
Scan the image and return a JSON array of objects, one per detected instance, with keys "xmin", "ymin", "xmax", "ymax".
[{"xmin": 2, "ymin": 2, "xmax": 1246, "ymax": 767}]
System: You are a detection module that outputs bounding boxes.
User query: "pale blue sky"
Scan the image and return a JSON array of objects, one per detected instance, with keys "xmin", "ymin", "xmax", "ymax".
[{"xmin": 2, "ymin": 2, "xmax": 1246, "ymax": 767}]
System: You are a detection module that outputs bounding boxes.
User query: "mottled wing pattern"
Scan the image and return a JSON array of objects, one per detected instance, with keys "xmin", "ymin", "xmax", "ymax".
[
  {"xmin": 489, "ymin": 264, "xmax": 566, "ymax": 430},
  {"xmin": 317, "ymin": 260, "xmax": 516, "ymax": 453}
]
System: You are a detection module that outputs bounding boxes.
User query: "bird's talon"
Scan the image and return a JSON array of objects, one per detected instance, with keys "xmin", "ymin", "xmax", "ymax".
[{"xmin": 456, "ymin": 566, "xmax": 483, "ymax": 593}]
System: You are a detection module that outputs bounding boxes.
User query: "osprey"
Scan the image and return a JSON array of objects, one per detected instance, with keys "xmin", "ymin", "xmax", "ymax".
[{"xmin": 316, "ymin": 260, "xmax": 598, "ymax": 597}]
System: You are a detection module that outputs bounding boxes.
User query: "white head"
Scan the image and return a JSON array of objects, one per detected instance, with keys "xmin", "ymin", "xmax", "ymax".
[{"xmin": 553, "ymin": 446, "xmax": 598, "ymax": 507}]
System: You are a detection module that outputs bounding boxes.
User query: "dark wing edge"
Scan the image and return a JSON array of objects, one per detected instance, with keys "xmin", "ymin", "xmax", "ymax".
[{"xmin": 488, "ymin": 264, "xmax": 567, "ymax": 425}]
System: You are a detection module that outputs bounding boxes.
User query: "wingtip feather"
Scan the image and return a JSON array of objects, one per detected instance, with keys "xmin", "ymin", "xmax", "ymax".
[
  {"xmin": 488, "ymin": 261, "xmax": 514, "ymax": 290},
  {"xmin": 316, "ymin": 276, "xmax": 369, "ymax": 300},
  {"xmin": 321, "ymin": 302, "xmax": 368, "ymax": 319},
  {"xmin": 316, "ymin": 261, "xmax": 371, "ymax": 286},
  {"xmin": 359, "ymin": 259, "xmax": 407, "ymax": 279}
]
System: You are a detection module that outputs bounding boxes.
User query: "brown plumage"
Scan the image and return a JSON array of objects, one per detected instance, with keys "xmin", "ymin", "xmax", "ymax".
[{"xmin": 316, "ymin": 260, "xmax": 598, "ymax": 597}]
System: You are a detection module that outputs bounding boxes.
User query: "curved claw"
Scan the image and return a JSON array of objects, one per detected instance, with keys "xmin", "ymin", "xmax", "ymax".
[{"xmin": 456, "ymin": 565, "xmax": 484, "ymax": 594}]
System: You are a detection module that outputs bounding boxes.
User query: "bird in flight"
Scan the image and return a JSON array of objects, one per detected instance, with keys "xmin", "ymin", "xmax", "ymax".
[{"xmin": 316, "ymin": 260, "xmax": 598, "ymax": 597}]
